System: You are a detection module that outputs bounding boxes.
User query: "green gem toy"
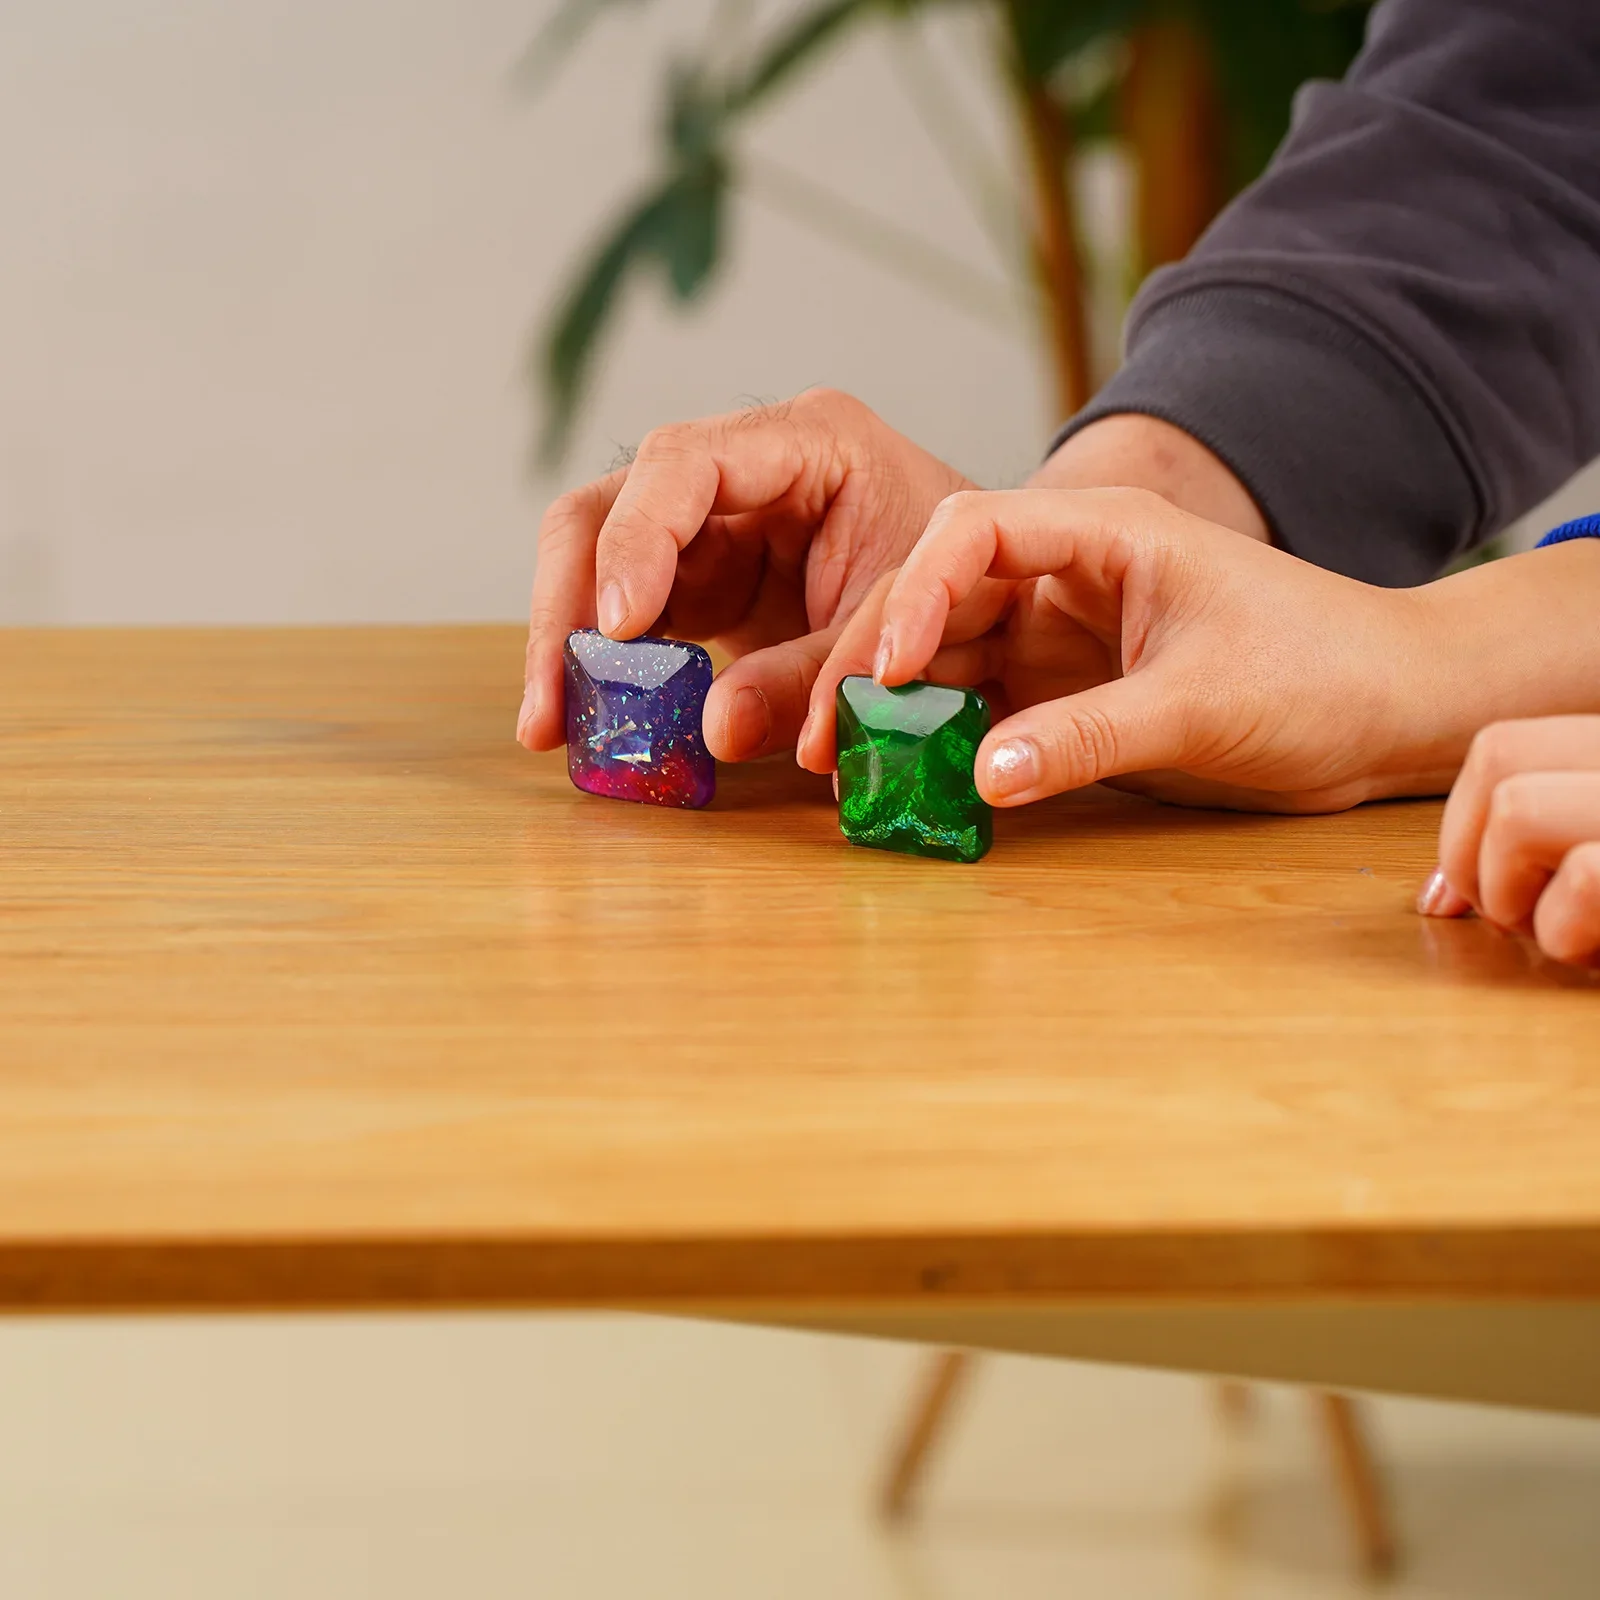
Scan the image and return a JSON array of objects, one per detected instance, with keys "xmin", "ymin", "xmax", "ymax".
[{"xmin": 835, "ymin": 676, "xmax": 992, "ymax": 864}]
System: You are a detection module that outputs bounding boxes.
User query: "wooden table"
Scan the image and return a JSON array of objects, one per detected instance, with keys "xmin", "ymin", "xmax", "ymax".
[{"xmin": 4, "ymin": 627, "xmax": 1598, "ymax": 1411}]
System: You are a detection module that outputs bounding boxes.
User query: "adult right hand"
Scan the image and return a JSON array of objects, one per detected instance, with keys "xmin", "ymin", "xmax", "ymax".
[
  {"xmin": 799, "ymin": 488, "xmax": 1600, "ymax": 818},
  {"xmin": 516, "ymin": 389, "xmax": 974, "ymax": 762},
  {"xmin": 798, "ymin": 485, "xmax": 1450, "ymax": 813}
]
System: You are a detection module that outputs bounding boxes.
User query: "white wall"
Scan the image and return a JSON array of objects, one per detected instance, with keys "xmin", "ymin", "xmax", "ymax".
[
  {"xmin": 0, "ymin": 0, "xmax": 1045, "ymax": 624},
  {"xmin": 0, "ymin": 0, "xmax": 1592, "ymax": 624}
]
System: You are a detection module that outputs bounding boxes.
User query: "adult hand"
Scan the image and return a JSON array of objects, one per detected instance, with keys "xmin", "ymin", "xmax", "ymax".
[
  {"xmin": 517, "ymin": 389, "xmax": 973, "ymax": 762},
  {"xmin": 797, "ymin": 486, "xmax": 1438, "ymax": 812},
  {"xmin": 1420, "ymin": 717, "xmax": 1600, "ymax": 967}
]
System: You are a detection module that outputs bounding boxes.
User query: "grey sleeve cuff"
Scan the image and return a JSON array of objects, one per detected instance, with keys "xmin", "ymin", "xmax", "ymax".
[{"xmin": 1047, "ymin": 285, "xmax": 1484, "ymax": 588}]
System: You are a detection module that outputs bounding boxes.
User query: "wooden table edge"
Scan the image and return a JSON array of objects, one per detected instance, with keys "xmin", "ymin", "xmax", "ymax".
[{"xmin": 4, "ymin": 1224, "xmax": 1600, "ymax": 1313}]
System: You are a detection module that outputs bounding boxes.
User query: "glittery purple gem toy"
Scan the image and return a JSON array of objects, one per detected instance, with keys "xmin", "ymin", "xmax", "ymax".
[{"xmin": 563, "ymin": 629, "xmax": 715, "ymax": 808}]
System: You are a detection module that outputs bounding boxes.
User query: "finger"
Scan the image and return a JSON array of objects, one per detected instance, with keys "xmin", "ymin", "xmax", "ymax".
[
  {"xmin": 704, "ymin": 627, "xmax": 840, "ymax": 762},
  {"xmin": 694, "ymin": 556, "xmax": 823, "ymax": 762},
  {"xmin": 798, "ymin": 566, "xmax": 1020, "ymax": 774},
  {"xmin": 877, "ymin": 487, "xmax": 1174, "ymax": 684},
  {"xmin": 1532, "ymin": 840, "xmax": 1600, "ymax": 967},
  {"xmin": 797, "ymin": 573, "xmax": 893, "ymax": 773},
  {"xmin": 1476, "ymin": 771, "xmax": 1600, "ymax": 932},
  {"xmin": 924, "ymin": 637, "xmax": 1008, "ymax": 687},
  {"xmin": 593, "ymin": 406, "xmax": 836, "ymax": 640},
  {"xmin": 1416, "ymin": 866, "xmax": 1473, "ymax": 919},
  {"xmin": 974, "ymin": 670, "xmax": 1188, "ymax": 806},
  {"xmin": 967, "ymin": 579, "xmax": 1117, "ymax": 709},
  {"xmin": 709, "ymin": 554, "xmax": 811, "ymax": 664},
  {"xmin": 658, "ymin": 518, "xmax": 767, "ymax": 642},
  {"xmin": 1438, "ymin": 717, "xmax": 1600, "ymax": 909},
  {"xmin": 519, "ymin": 469, "xmax": 626, "ymax": 750}
]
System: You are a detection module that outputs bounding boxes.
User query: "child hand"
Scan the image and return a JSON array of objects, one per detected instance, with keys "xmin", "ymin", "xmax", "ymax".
[
  {"xmin": 797, "ymin": 487, "xmax": 1438, "ymax": 813},
  {"xmin": 1420, "ymin": 717, "xmax": 1600, "ymax": 967},
  {"xmin": 517, "ymin": 389, "xmax": 973, "ymax": 762}
]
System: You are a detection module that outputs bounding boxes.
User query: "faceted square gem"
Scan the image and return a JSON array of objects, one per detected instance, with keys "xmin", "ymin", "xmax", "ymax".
[
  {"xmin": 564, "ymin": 629, "xmax": 715, "ymax": 808},
  {"xmin": 835, "ymin": 676, "xmax": 992, "ymax": 863}
]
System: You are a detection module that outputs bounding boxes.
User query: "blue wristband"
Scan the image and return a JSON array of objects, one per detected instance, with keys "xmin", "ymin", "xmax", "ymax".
[{"xmin": 1537, "ymin": 513, "xmax": 1600, "ymax": 549}]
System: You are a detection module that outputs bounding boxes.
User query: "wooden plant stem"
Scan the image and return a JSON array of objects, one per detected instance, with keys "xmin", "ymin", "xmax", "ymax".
[
  {"xmin": 1014, "ymin": 79, "xmax": 1092, "ymax": 419},
  {"xmin": 999, "ymin": 0, "xmax": 1091, "ymax": 421},
  {"xmin": 1121, "ymin": 18, "xmax": 1225, "ymax": 275}
]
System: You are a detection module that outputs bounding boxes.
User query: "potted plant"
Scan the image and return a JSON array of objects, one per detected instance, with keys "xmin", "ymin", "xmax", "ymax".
[{"xmin": 528, "ymin": 0, "xmax": 1371, "ymax": 462}]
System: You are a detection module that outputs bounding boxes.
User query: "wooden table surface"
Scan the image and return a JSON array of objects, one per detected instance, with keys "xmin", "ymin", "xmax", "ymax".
[{"xmin": 2, "ymin": 625, "xmax": 1597, "ymax": 1314}]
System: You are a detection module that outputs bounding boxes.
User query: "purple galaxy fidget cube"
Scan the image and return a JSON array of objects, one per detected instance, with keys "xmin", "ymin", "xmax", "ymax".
[{"xmin": 563, "ymin": 629, "xmax": 715, "ymax": 808}]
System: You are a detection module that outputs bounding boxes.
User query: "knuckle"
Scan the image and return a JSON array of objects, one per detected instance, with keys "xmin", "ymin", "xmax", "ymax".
[
  {"xmin": 526, "ymin": 601, "xmax": 566, "ymax": 645},
  {"xmin": 1049, "ymin": 703, "xmax": 1119, "ymax": 782},
  {"xmin": 635, "ymin": 421, "xmax": 698, "ymax": 461},
  {"xmin": 1485, "ymin": 772, "xmax": 1541, "ymax": 834},
  {"xmin": 1565, "ymin": 841, "xmax": 1600, "ymax": 898},
  {"xmin": 728, "ymin": 395, "xmax": 789, "ymax": 432},
  {"xmin": 809, "ymin": 387, "xmax": 876, "ymax": 438},
  {"xmin": 931, "ymin": 489, "xmax": 984, "ymax": 528},
  {"xmin": 522, "ymin": 631, "xmax": 565, "ymax": 700},
  {"xmin": 538, "ymin": 488, "xmax": 589, "ymax": 543},
  {"xmin": 544, "ymin": 487, "xmax": 584, "ymax": 521},
  {"xmin": 1107, "ymin": 484, "xmax": 1169, "ymax": 519},
  {"xmin": 1084, "ymin": 484, "xmax": 1173, "ymax": 536},
  {"xmin": 538, "ymin": 473, "xmax": 621, "ymax": 553},
  {"xmin": 600, "ymin": 502, "xmax": 677, "ymax": 560},
  {"xmin": 777, "ymin": 649, "xmax": 822, "ymax": 712},
  {"xmin": 1465, "ymin": 720, "xmax": 1519, "ymax": 782},
  {"xmin": 799, "ymin": 385, "xmax": 845, "ymax": 412}
]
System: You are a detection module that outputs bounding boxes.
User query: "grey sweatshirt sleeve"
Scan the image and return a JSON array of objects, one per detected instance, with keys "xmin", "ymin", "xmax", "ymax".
[{"xmin": 1049, "ymin": 0, "xmax": 1600, "ymax": 586}]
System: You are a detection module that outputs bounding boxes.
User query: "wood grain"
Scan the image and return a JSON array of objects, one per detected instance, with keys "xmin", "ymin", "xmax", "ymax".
[{"xmin": 1, "ymin": 626, "xmax": 1596, "ymax": 1311}]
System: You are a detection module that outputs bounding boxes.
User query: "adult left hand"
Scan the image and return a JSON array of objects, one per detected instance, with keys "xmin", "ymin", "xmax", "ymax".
[{"xmin": 1421, "ymin": 716, "xmax": 1600, "ymax": 967}]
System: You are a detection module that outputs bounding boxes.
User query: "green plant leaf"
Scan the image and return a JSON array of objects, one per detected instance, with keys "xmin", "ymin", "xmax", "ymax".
[
  {"xmin": 1194, "ymin": 0, "xmax": 1371, "ymax": 189},
  {"xmin": 1069, "ymin": 71, "xmax": 1120, "ymax": 144},
  {"xmin": 665, "ymin": 61, "xmax": 728, "ymax": 163},
  {"xmin": 1006, "ymin": 0, "xmax": 1137, "ymax": 85},
  {"xmin": 659, "ymin": 163, "xmax": 728, "ymax": 299},
  {"xmin": 536, "ymin": 160, "xmax": 730, "ymax": 464},
  {"xmin": 514, "ymin": 0, "xmax": 648, "ymax": 93},
  {"xmin": 726, "ymin": 0, "xmax": 879, "ymax": 112},
  {"xmin": 537, "ymin": 185, "xmax": 675, "ymax": 465}
]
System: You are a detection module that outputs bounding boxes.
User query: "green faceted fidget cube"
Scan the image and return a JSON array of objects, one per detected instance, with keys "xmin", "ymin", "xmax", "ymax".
[{"xmin": 835, "ymin": 677, "xmax": 992, "ymax": 863}]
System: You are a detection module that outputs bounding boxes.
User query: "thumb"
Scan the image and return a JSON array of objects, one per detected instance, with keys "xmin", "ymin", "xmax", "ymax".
[{"xmin": 976, "ymin": 671, "xmax": 1187, "ymax": 805}]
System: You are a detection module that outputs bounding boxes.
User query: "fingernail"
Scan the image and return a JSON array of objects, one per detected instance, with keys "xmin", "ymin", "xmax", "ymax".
[
  {"xmin": 832, "ymin": 770, "xmax": 840, "ymax": 802},
  {"xmin": 795, "ymin": 708, "xmax": 816, "ymax": 764},
  {"xmin": 1416, "ymin": 867, "xmax": 1451, "ymax": 917},
  {"xmin": 598, "ymin": 582, "xmax": 628, "ymax": 637},
  {"xmin": 729, "ymin": 685, "xmax": 771, "ymax": 756},
  {"xmin": 873, "ymin": 630, "xmax": 894, "ymax": 684},
  {"xmin": 987, "ymin": 739, "xmax": 1038, "ymax": 797},
  {"xmin": 1417, "ymin": 867, "xmax": 1472, "ymax": 919},
  {"xmin": 515, "ymin": 682, "xmax": 540, "ymax": 744}
]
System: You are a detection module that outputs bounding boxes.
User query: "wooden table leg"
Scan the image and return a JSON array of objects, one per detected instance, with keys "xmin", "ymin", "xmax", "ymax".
[
  {"xmin": 877, "ymin": 1348, "xmax": 1401, "ymax": 1580},
  {"xmin": 1317, "ymin": 1391, "xmax": 1399, "ymax": 1579},
  {"xmin": 878, "ymin": 1349, "xmax": 973, "ymax": 1519},
  {"xmin": 1215, "ymin": 1377, "xmax": 1254, "ymax": 1425}
]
